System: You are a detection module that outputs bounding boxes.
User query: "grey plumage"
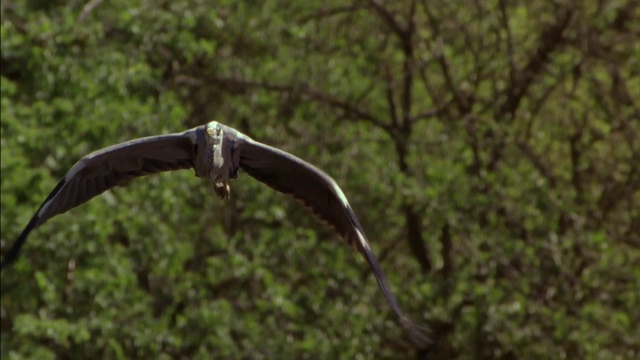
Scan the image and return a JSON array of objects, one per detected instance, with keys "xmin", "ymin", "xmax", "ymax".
[{"xmin": 1, "ymin": 121, "xmax": 428, "ymax": 347}]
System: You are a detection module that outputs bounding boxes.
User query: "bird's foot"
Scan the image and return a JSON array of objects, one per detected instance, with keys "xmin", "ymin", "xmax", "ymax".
[{"xmin": 214, "ymin": 182, "xmax": 231, "ymax": 200}]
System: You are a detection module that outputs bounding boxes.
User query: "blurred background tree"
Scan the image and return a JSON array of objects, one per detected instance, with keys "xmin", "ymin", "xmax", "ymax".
[{"xmin": 1, "ymin": 0, "xmax": 638, "ymax": 358}]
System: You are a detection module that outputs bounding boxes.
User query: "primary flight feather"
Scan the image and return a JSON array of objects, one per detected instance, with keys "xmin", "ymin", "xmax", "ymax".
[{"xmin": 1, "ymin": 121, "xmax": 428, "ymax": 347}]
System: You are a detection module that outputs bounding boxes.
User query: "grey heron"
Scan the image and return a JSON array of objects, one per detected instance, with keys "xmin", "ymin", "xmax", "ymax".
[{"xmin": 1, "ymin": 121, "xmax": 428, "ymax": 347}]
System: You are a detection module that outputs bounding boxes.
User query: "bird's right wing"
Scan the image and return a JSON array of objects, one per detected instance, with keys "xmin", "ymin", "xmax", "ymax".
[{"xmin": 1, "ymin": 128, "xmax": 199, "ymax": 269}]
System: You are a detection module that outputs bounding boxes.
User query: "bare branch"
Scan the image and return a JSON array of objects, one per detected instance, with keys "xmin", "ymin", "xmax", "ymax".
[
  {"xmin": 368, "ymin": 0, "xmax": 407, "ymax": 39},
  {"xmin": 78, "ymin": 0, "xmax": 105, "ymax": 23},
  {"xmin": 498, "ymin": 0, "xmax": 517, "ymax": 90},
  {"xmin": 597, "ymin": 164, "xmax": 640, "ymax": 223},
  {"xmin": 516, "ymin": 142, "xmax": 558, "ymax": 188},
  {"xmin": 400, "ymin": 36, "xmax": 414, "ymax": 131},
  {"xmin": 498, "ymin": 4, "xmax": 573, "ymax": 118},
  {"xmin": 402, "ymin": 203, "xmax": 431, "ymax": 272},
  {"xmin": 421, "ymin": 2, "xmax": 469, "ymax": 113},
  {"xmin": 435, "ymin": 36, "xmax": 469, "ymax": 112},
  {"xmin": 177, "ymin": 75, "xmax": 394, "ymax": 133},
  {"xmin": 298, "ymin": 4, "xmax": 363, "ymax": 24},
  {"xmin": 384, "ymin": 64, "xmax": 400, "ymax": 126},
  {"xmin": 569, "ymin": 125, "xmax": 585, "ymax": 205},
  {"xmin": 409, "ymin": 105, "xmax": 447, "ymax": 123}
]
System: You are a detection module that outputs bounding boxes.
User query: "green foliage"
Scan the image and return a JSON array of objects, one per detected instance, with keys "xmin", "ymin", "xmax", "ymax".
[{"xmin": 2, "ymin": 0, "xmax": 638, "ymax": 358}]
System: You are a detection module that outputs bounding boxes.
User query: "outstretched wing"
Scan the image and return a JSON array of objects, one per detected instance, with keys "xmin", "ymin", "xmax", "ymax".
[
  {"xmin": 1, "ymin": 130, "xmax": 198, "ymax": 269},
  {"xmin": 238, "ymin": 137, "xmax": 429, "ymax": 347}
]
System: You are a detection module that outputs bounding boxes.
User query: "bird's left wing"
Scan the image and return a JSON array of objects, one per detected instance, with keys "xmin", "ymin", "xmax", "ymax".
[
  {"xmin": 1, "ymin": 128, "xmax": 199, "ymax": 269},
  {"xmin": 238, "ymin": 137, "xmax": 428, "ymax": 347}
]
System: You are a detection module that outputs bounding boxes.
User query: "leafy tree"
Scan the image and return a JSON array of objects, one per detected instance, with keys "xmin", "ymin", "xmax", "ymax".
[{"xmin": 2, "ymin": 0, "xmax": 638, "ymax": 358}]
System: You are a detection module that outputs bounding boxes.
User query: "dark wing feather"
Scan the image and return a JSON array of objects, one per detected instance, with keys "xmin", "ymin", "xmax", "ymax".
[
  {"xmin": 238, "ymin": 138, "xmax": 429, "ymax": 347},
  {"xmin": 239, "ymin": 140, "xmax": 356, "ymax": 243},
  {"xmin": 1, "ymin": 130, "xmax": 196, "ymax": 269}
]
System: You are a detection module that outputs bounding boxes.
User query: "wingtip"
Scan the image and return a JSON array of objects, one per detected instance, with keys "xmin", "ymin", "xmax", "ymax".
[
  {"xmin": 1, "ymin": 253, "xmax": 18, "ymax": 272},
  {"xmin": 1, "ymin": 238, "xmax": 24, "ymax": 272},
  {"xmin": 1, "ymin": 222, "xmax": 34, "ymax": 273},
  {"xmin": 400, "ymin": 315, "xmax": 431, "ymax": 349}
]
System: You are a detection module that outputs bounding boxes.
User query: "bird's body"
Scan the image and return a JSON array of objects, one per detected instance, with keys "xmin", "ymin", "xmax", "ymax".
[
  {"xmin": 199, "ymin": 122, "xmax": 243, "ymax": 198},
  {"xmin": 1, "ymin": 121, "xmax": 427, "ymax": 347}
]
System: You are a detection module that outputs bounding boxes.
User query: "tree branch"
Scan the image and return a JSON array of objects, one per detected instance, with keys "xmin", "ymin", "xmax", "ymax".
[
  {"xmin": 368, "ymin": 0, "xmax": 407, "ymax": 39},
  {"xmin": 298, "ymin": 4, "xmax": 363, "ymax": 24},
  {"xmin": 384, "ymin": 64, "xmax": 400, "ymax": 127},
  {"xmin": 517, "ymin": 141, "xmax": 558, "ymax": 188},
  {"xmin": 175, "ymin": 75, "xmax": 393, "ymax": 133},
  {"xmin": 498, "ymin": 4, "xmax": 573, "ymax": 118},
  {"xmin": 78, "ymin": 0, "xmax": 105, "ymax": 23}
]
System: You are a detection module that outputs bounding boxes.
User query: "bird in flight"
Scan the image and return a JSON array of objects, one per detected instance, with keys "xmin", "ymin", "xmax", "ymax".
[{"xmin": 1, "ymin": 121, "xmax": 428, "ymax": 347}]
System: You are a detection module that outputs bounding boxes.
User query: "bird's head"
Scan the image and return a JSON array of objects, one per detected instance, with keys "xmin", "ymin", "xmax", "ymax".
[{"xmin": 205, "ymin": 121, "xmax": 223, "ymax": 146}]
